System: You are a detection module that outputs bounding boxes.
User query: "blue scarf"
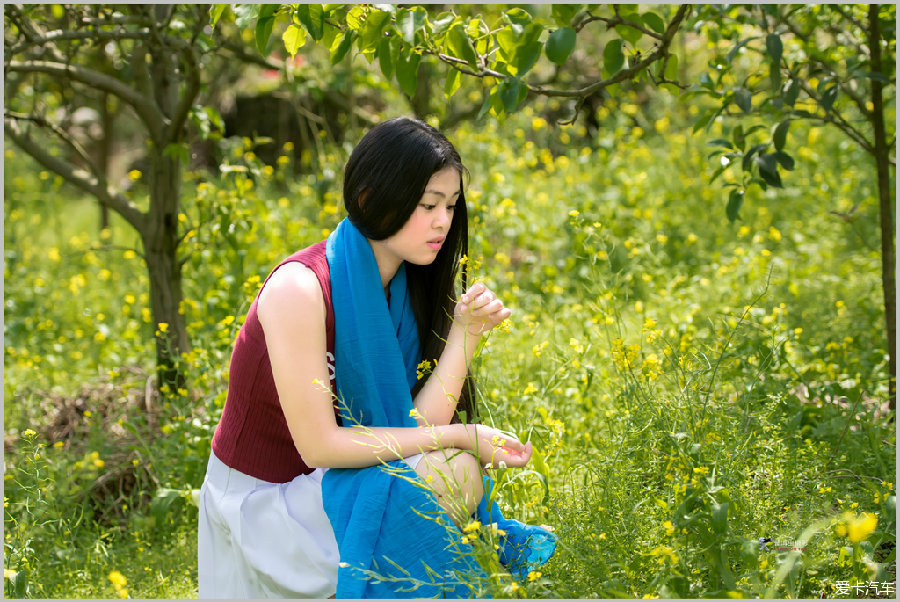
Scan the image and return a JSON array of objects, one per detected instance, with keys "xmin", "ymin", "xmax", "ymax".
[{"xmin": 322, "ymin": 218, "xmax": 483, "ymax": 598}]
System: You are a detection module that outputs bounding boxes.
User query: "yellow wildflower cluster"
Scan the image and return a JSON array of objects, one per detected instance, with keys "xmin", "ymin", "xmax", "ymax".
[
  {"xmin": 107, "ymin": 570, "xmax": 128, "ymax": 598},
  {"xmin": 611, "ymin": 338, "xmax": 640, "ymax": 371},
  {"xmin": 835, "ymin": 512, "xmax": 878, "ymax": 543},
  {"xmin": 415, "ymin": 359, "xmax": 433, "ymax": 380}
]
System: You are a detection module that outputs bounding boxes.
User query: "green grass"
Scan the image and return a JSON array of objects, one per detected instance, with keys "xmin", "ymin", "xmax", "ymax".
[{"xmin": 4, "ymin": 101, "xmax": 895, "ymax": 598}]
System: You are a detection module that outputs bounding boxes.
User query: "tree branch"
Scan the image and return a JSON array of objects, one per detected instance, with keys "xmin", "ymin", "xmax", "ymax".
[
  {"xmin": 829, "ymin": 4, "xmax": 867, "ymax": 34},
  {"xmin": 167, "ymin": 40, "xmax": 202, "ymax": 142},
  {"xmin": 219, "ymin": 39, "xmax": 284, "ymax": 71},
  {"xmin": 4, "ymin": 118, "xmax": 146, "ymax": 233},
  {"xmin": 6, "ymin": 60, "xmax": 166, "ymax": 143},
  {"xmin": 795, "ymin": 78, "xmax": 875, "ymax": 154},
  {"xmin": 8, "ymin": 29, "xmax": 152, "ymax": 55},
  {"xmin": 580, "ymin": 7, "xmax": 665, "ymax": 41},
  {"xmin": 529, "ymin": 5, "xmax": 690, "ymax": 99},
  {"xmin": 5, "ymin": 110, "xmax": 100, "ymax": 180}
]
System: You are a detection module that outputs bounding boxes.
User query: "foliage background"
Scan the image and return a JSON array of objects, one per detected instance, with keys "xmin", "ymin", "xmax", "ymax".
[{"xmin": 4, "ymin": 3, "xmax": 896, "ymax": 599}]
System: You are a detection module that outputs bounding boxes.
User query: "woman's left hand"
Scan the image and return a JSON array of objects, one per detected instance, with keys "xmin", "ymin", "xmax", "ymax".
[{"xmin": 453, "ymin": 282, "xmax": 512, "ymax": 337}]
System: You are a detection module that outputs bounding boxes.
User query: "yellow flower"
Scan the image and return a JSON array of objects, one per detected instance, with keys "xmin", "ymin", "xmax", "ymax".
[
  {"xmin": 463, "ymin": 520, "xmax": 481, "ymax": 533},
  {"xmin": 107, "ymin": 570, "xmax": 127, "ymax": 588},
  {"xmin": 663, "ymin": 520, "xmax": 675, "ymax": 536},
  {"xmin": 523, "ymin": 382, "xmax": 539, "ymax": 395},
  {"xmin": 157, "ymin": 322, "xmax": 169, "ymax": 333},
  {"xmin": 846, "ymin": 512, "xmax": 877, "ymax": 542},
  {"xmin": 408, "ymin": 408, "xmax": 420, "ymax": 418},
  {"xmin": 527, "ymin": 570, "xmax": 542, "ymax": 581},
  {"xmin": 4, "ymin": 569, "xmax": 18, "ymax": 580},
  {"xmin": 128, "ymin": 170, "xmax": 142, "ymax": 181}
]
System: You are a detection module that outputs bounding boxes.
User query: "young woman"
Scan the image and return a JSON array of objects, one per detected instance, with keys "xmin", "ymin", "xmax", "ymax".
[{"xmin": 198, "ymin": 118, "xmax": 554, "ymax": 598}]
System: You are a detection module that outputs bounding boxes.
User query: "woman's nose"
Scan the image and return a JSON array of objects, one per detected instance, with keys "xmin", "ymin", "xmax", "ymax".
[{"xmin": 435, "ymin": 207, "xmax": 452, "ymax": 229}]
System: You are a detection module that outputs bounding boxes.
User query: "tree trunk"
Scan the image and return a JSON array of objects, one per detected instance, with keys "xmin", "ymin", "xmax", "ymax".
[
  {"xmin": 868, "ymin": 4, "xmax": 896, "ymax": 411},
  {"xmin": 143, "ymin": 149, "xmax": 189, "ymax": 391}
]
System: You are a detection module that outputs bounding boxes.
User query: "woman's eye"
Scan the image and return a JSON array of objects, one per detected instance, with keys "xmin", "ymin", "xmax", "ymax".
[{"xmin": 447, "ymin": 205, "xmax": 456, "ymax": 211}]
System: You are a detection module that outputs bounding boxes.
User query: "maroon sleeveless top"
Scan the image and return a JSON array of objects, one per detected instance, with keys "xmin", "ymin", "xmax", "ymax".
[{"xmin": 211, "ymin": 240, "xmax": 339, "ymax": 483}]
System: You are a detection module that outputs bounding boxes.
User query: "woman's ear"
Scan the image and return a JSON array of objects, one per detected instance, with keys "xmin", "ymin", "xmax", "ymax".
[{"xmin": 357, "ymin": 187, "xmax": 369, "ymax": 208}]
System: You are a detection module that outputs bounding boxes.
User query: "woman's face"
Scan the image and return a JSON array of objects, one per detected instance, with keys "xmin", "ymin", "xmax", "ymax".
[{"xmin": 371, "ymin": 166, "xmax": 461, "ymax": 272}]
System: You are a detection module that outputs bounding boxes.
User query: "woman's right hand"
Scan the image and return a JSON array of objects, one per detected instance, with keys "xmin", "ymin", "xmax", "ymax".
[{"xmin": 459, "ymin": 424, "xmax": 533, "ymax": 468}]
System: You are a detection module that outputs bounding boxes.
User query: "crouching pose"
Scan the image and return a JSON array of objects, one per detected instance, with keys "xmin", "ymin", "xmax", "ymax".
[{"xmin": 198, "ymin": 117, "xmax": 556, "ymax": 598}]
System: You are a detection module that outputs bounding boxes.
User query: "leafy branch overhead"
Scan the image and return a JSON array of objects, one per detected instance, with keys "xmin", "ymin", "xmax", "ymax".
[{"xmin": 219, "ymin": 4, "xmax": 689, "ymax": 120}]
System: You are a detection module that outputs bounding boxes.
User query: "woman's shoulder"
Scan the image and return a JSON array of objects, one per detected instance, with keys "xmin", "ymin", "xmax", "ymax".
[{"xmin": 258, "ymin": 262, "xmax": 325, "ymax": 327}]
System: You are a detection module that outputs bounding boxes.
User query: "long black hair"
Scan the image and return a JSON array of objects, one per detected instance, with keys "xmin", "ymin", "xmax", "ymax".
[{"xmin": 343, "ymin": 117, "xmax": 478, "ymax": 423}]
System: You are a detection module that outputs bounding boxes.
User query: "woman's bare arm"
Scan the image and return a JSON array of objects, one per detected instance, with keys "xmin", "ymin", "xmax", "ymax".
[
  {"xmin": 257, "ymin": 263, "xmax": 528, "ymax": 469},
  {"xmin": 412, "ymin": 282, "xmax": 511, "ymax": 426}
]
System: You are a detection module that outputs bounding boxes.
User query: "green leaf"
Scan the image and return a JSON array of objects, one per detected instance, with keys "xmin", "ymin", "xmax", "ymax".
[
  {"xmin": 615, "ymin": 23, "xmax": 642, "ymax": 45},
  {"xmin": 513, "ymin": 41, "xmax": 543, "ymax": 76},
  {"xmin": 330, "ymin": 31, "xmax": 354, "ymax": 65},
  {"xmin": 819, "ymin": 84, "xmax": 838, "ymax": 114},
  {"xmin": 496, "ymin": 26, "xmax": 518, "ymax": 61},
  {"xmin": 692, "ymin": 108, "xmax": 716, "ymax": 133},
  {"xmin": 732, "ymin": 124, "xmax": 745, "ymax": 151},
  {"xmin": 447, "ymin": 23, "xmax": 478, "ymax": 67},
  {"xmin": 282, "ymin": 24, "xmax": 306, "ymax": 57},
  {"xmin": 742, "ymin": 143, "xmax": 767, "ymax": 171},
  {"xmin": 360, "ymin": 9, "xmax": 391, "ymax": 50},
  {"xmin": 664, "ymin": 53, "xmax": 679, "ymax": 81},
  {"xmin": 765, "ymin": 33, "xmax": 783, "ymax": 65},
  {"xmin": 255, "ymin": 4, "xmax": 277, "ymax": 54},
  {"xmin": 711, "ymin": 502, "xmax": 729, "ymax": 534},
  {"xmin": 430, "ymin": 11, "xmax": 455, "ymax": 35},
  {"xmin": 444, "ymin": 68, "xmax": 461, "ymax": 99},
  {"xmin": 755, "ymin": 153, "xmax": 783, "ymax": 188},
  {"xmin": 397, "ymin": 7, "xmax": 426, "ymax": 45},
  {"xmin": 163, "ymin": 142, "xmax": 189, "ymax": 164},
  {"xmin": 783, "ymin": 79, "xmax": 800, "ymax": 106},
  {"xmin": 498, "ymin": 77, "xmax": 523, "ymax": 113},
  {"xmin": 735, "ymin": 87, "xmax": 752, "ymax": 113},
  {"xmin": 396, "ymin": 48, "xmax": 421, "ymax": 97},
  {"xmin": 726, "ymin": 189, "xmax": 744, "ymax": 222},
  {"xmin": 641, "ymin": 11, "xmax": 666, "ymax": 35},
  {"xmin": 551, "ymin": 4, "xmax": 581, "ymax": 27},
  {"xmin": 477, "ymin": 87, "xmax": 494, "ymax": 119},
  {"xmin": 210, "ymin": 5, "xmax": 228, "ymax": 27},
  {"xmin": 773, "ymin": 151, "xmax": 795, "ymax": 171},
  {"xmin": 378, "ymin": 36, "xmax": 393, "ymax": 80},
  {"xmin": 602, "ymin": 39, "xmax": 625, "ymax": 78},
  {"xmin": 345, "ymin": 5, "xmax": 365, "ymax": 30},
  {"xmin": 545, "ymin": 27, "xmax": 576, "ymax": 65},
  {"xmin": 772, "ymin": 119, "xmax": 790, "ymax": 151},
  {"xmin": 297, "ymin": 4, "xmax": 325, "ymax": 41},
  {"xmin": 505, "ymin": 7, "xmax": 533, "ymax": 28},
  {"xmin": 233, "ymin": 4, "xmax": 258, "ymax": 30}
]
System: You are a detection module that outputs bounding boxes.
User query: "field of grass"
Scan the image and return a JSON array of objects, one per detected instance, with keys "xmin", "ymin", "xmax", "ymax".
[{"xmin": 4, "ymin": 99, "xmax": 895, "ymax": 598}]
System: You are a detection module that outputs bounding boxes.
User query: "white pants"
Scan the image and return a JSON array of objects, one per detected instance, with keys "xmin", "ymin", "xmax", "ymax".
[{"xmin": 197, "ymin": 451, "xmax": 340, "ymax": 599}]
